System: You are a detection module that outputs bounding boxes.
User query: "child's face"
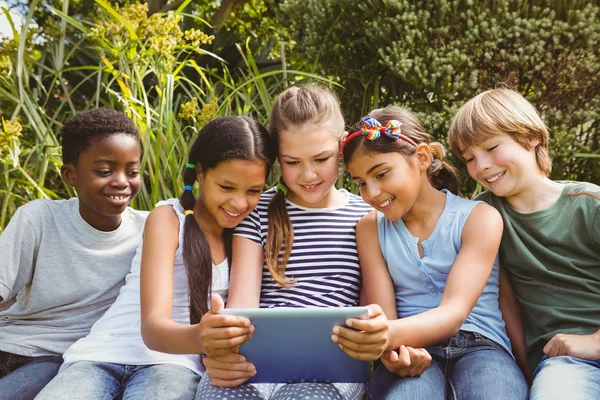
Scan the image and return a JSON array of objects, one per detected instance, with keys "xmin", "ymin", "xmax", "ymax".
[
  {"xmin": 278, "ymin": 124, "xmax": 341, "ymax": 208},
  {"xmin": 348, "ymin": 150, "xmax": 422, "ymax": 221},
  {"xmin": 61, "ymin": 133, "xmax": 142, "ymax": 231},
  {"xmin": 197, "ymin": 159, "xmax": 267, "ymax": 229},
  {"xmin": 460, "ymin": 133, "xmax": 539, "ymax": 199}
]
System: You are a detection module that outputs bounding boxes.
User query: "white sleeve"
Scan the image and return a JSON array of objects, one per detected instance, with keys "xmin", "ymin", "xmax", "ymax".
[{"xmin": 0, "ymin": 207, "xmax": 37, "ymax": 302}]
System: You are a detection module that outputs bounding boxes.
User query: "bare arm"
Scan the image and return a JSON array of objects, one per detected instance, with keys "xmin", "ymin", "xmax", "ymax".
[
  {"xmin": 140, "ymin": 206, "xmax": 252, "ymax": 355},
  {"xmin": 226, "ymin": 236, "xmax": 264, "ymax": 308},
  {"xmin": 499, "ymin": 266, "xmax": 532, "ymax": 382},
  {"xmin": 387, "ymin": 203, "xmax": 503, "ymax": 349}
]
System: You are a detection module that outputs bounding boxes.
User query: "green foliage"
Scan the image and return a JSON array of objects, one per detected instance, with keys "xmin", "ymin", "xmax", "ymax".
[{"xmin": 279, "ymin": 0, "xmax": 600, "ymax": 192}]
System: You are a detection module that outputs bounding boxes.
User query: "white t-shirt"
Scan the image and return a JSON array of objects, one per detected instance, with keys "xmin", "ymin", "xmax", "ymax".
[
  {"xmin": 0, "ymin": 198, "xmax": 148, "ymax": 357},
  {"xmin": 62, "ymin": 198, "xmax": 229, "ymax": 374}
]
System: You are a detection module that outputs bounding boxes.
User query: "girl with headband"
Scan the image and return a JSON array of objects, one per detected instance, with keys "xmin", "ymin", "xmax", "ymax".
[
  {"xmin": 37, "ymin": 116, "xmax": 276, "ymax": 400},
  {"xmin": 198, "ymin": 84, "xmax": 388, "ymax": 400},
  {"xmin": 341, "ymin": 106, "xmax": 528, "ymax": 399}
]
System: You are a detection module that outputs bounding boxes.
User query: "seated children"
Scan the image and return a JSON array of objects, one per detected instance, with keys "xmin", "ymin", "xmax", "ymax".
[
  {"xmin": 448, "ymin": 88, "xmax": 600, "ymax": 399},
  {"xmin": 0, "ymin": 108, "xmax": 147, "ymax": 399},
  {"xmin": 342, "ymin": 106, "xmax": 528, "ymax": 399},
  {"xmin": 35, "ymin": 116, "xmax": 276, "ymax": 400}
]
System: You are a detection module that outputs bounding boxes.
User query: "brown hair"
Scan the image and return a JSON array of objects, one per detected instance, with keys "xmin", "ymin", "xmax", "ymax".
[
  {"xmin": 181, "ymin": 116, "xmax": 275, "ymax": 324},
  {"xmin": 343, "ymin": 106, "xmax": 460, "ymax": 195},
  {"xmin": 448, "ymin": 88, "xmax": 552, "ymax": 176},
  {"xmin": 266, "ymin": 83, "xmax": 344, "ymax": 287}
]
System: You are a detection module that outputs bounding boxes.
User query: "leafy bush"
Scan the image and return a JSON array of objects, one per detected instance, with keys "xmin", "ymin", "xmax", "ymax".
[{"xmin": 279, "ymin": 0, "xmax": 600, "ymax": 193}]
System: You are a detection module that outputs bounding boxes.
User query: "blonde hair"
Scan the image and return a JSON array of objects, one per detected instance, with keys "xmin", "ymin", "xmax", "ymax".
[
  {"xmin": 266, "ymin": 84, "xmax": 344, "ymax": 287},
  {"xmin": 448, "ymin": 88, "xmax": 552, "ymax": 176}
]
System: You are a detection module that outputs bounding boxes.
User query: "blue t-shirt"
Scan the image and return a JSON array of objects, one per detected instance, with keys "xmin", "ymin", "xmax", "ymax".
[{"xmin": 377, "ymin": 190, "xmax": 511, "ymax": 352}]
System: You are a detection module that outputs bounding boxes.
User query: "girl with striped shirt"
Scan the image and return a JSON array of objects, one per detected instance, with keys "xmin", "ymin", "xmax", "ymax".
[{"xmin": 197, "ymin": 84, "xmax": 388, "ymax": 400}]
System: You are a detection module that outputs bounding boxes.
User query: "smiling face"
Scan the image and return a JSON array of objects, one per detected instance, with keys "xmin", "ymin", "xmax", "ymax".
[
  {"xmin": 196, "ymin": 158, "xmax": 268, "ymax": 229},
  {"xmin": 461, "ymin": 133, "xmax": 540, "ymax": 201},
  {"xmin": 348, "ymin": 150, "xmax": 424, "ymax": 221},
  {"xmin": 278, "ymin": 123, "xmax": 341, "ymax": 208},
  {"xmin": 61, "ymin": 133, "xmax": 142, "ymax": 232}
]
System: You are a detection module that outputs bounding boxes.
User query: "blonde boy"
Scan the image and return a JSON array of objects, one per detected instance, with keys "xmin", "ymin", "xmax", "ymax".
[{"xmin": 448, "ymin": 88, "xmax": 600, "ymax": 399}]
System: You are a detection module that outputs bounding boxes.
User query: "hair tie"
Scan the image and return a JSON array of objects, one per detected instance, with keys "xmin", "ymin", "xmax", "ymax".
[
  {"xmin": 184, "ymin": 210, "xmax": 194, "ymax": 216},
  {"xmin": 341, "ymin": 116, "xmax": 417, "ymax": 153},
  {"xmin": 186, "ymin": 163, "xmax": 195, "ymax": 169},
  {"xmin": 276, "ymin": 182, "xmax": 288, "ymax": 196},
  {"xmin": 184, "ymin": 185, "xmax": 193, "ymax": 191}
]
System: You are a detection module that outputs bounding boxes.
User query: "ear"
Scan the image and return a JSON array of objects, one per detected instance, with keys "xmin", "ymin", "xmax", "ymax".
[
  {"xmin": 60, "ymin": 164, "xmax": 76, "ymax": 187},
  {"xmin": 529, "ymin": 137, "xmax": 540, "ymax": 149},
  {"xmin": 195, "ymin": 165, "xmax": 204, "ymax": 185},
  {"xmin": 414, "ymin": 143, "xmax": 432, "ymax": 172}
]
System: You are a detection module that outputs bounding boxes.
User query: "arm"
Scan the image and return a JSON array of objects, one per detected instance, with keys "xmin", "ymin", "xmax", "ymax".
[
  {"xmin": 0, "ymin": 207, "xmax": 36, "ymax": 303},
  {"xmin": 386, "ymin": 203, "xmax": 503, "ymax": 349},
  {"xmin": 226, "ymin": 236, "xmax": 264, "ymax": 308},
  {"xmin": 140, "ymin": 206, "xmax": 252, "ymax": 356},
  {"xmin": 498, "ymin": 266, "xmax": 532, "ymax": 382}
]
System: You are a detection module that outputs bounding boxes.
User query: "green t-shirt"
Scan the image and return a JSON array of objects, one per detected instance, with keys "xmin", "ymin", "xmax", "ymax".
[{"xmin": 477, "ymin": 182, "xmax": 600, "ymax": 372}]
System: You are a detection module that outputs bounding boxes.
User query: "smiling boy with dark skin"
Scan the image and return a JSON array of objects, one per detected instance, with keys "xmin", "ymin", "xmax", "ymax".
[{"xmin": 0, "ymin": 108, "xmax": 148, "ymax": 400}]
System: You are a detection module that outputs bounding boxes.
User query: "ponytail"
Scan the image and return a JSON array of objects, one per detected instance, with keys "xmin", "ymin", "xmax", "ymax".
[
  {"xmin": 180, "ymin": 165, "xmax": 213, "ymax": 324},
  {"xmin": 265, "ymin": 182, "xmax": 295, "ymax": 287},
  {"xmin": 428, "ymin": 142, "xmax": 460, "ymax": 195}
]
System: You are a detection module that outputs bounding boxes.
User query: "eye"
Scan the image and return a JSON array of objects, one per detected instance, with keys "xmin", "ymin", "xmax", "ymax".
[
  {"xmin": 487, "ymin": 145, "xmax": 498, "ymax": 152},
  {"xmin": 375, "ymin": 171, "xmax": 388, "ymax": 180},
  {"xmin": 316, "ymin": 157, "xmax": 330, "ymax": 163},
  {"xmin": 464, "ymin": 157, "xmax": 473, "ymax": 164},
  {"xmin": 219, "ymin": 185, "xmax": 234, "ymax": 191},
  {"xmin": 127, "ymin": 171, "xmax": 140, "ymax": 177},
  {"xmin": 284, "ymin": 161, "xmax": 299, "ymax": 166},
  {"xmin": 96, "ymin": 170, "xmax": 111, "ymax": 177},
  {"xmin": 248, "ymin": 189, "xmax": 262, "ymax": 194},
  {"xmin": 355, "ymin": 181, "xmax": 365, "ymax": 188}
]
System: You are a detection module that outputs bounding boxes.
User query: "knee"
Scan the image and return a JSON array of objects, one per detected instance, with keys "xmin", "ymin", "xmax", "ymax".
[{"xmin": 530, "ymin": 356, "xmax": 600, "ymax": 400}]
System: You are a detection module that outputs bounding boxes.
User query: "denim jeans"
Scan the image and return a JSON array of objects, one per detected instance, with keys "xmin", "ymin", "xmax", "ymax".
[
  {"xmin": 0, "ymin": 351, "xmax": 63, "ymax": 400},
  {"xmin": 368, "ymin": 330, "xmax": 528, "ymax": 400},
  {"xmin": 35, "ymin": 361, "xmax": 200, "ymax": 400},
  {"xmin": 530, "ymin": 356, "xmax": 600, "ymax": 400}
]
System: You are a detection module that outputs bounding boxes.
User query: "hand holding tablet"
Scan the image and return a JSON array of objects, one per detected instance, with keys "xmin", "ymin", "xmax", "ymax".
[{"xmin": 217, "ymin": 307, "xmax": 372, "ymax": 383}]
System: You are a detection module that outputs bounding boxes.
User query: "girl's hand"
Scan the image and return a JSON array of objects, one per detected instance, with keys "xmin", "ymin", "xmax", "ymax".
[
  {"xmin": 543, "ymin": 331, "xmax": 600, "ymax": 360},
  {"xmin": 331, "ymin": 304, "xmax": 389, "ymax": 361},
  {"xmin": 198, "ymin": 294, "xmax": 255, "ymax": 357},
  {"xmin": 203, "ymin": 353, "xmax": 256, "ymax": 387},
  {"xmin": 381, "ymin": 346, "xmax": 431, "ymax": 377}
]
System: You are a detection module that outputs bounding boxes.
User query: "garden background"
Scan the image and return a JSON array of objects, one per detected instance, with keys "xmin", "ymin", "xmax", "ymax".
[{"xmin": 0, "ymin": 0, "xmax": 598, "ymax": 232}]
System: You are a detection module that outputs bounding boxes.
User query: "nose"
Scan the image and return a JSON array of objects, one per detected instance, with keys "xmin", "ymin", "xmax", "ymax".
[
  {"xmin": 230, "ymin": 194, "xmax": 248, "ymax": 212},
  {"xmin": 474, "ymin": 155, "xmax": 492, "ymax": 173},
  {"xmin": 111, "ymin": 172, "xmax": 129, "ymax": 188},
  {"xmin": 364, "ymin": 183, "xmax": 382, "ymax": 203},
  {"xmin": 301, "ymin": 165, "xmax": 317, "ymax": 181}
]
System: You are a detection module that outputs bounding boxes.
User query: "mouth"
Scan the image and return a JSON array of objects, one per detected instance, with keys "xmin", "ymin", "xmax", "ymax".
[
  {"xmin": 377, "ymin": 197, "xmax": 395, "ymax": 211},
  {"xmin": 221, "ymin": 207, "xmax": 244, "ymax": 220},
  {"xmin": 107, "ymin": 195, "xmax": 130, "ymax": 201},
  {"xmin": 299, "ymin": 182, "xmax": 321, "ymax": 191},
  {"xmin": 484, "ymin": 171, "xmax": 505, "ymax": 184}
]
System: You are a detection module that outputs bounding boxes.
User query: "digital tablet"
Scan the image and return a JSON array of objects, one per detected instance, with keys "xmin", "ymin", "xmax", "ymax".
[{"xmin": 218, "ymin": 307, "xmax": 371, "ymax": 384}]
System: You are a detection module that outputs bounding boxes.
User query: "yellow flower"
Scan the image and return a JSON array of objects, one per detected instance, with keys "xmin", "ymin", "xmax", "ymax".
[
  {"xmin": 183, "ymin": 29, "xmax": 214, "ymax": 48},
  {"xmin": 198, "ymin": 98, "xmax": 218, "ymax": 126},
  {"xmin": 179, "ymin": 97, "xmax": 199, "ymax": 120}
]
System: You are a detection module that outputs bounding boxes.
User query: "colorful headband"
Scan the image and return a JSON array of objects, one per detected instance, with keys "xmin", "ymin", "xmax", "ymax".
[{"xmin": 341, "ymin": 116, "xmax": 418, "ymax": 154}]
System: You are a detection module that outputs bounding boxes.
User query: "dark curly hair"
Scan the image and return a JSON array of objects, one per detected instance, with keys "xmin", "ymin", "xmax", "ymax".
[{"xmin": 61, "ymin": 108, "xmax": 140, "ymax": 165}]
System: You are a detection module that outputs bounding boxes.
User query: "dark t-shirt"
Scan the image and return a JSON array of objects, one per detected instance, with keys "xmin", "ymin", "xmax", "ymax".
[{"xmin": 478, "ymin": 182, "xmax": 600, "ymax": 372}]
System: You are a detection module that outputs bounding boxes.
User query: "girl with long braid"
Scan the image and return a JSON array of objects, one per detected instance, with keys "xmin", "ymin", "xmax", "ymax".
[{"xmin": 36, "ymin": 116, "xmax": 275, "ymax": 399}]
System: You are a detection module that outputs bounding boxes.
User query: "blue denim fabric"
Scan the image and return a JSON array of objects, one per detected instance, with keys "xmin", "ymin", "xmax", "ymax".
[
  {"xmin": 530, "ymin": 356, "xmax": 600, "ymax": 400},
  {"xmin": 368, "ymin": 330, "xmax": 528, "ymax": 400},
  {"xmin": 35, "ymin": 361, "xmax": 200, "ymax": 400},
  {"xmin": 0, "ymin": 351, "xmax": 63, "ymax": 400}
]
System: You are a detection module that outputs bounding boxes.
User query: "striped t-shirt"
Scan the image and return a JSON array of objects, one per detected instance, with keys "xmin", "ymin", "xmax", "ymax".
[{"xmin": 233, "ymin": 188, "xmax": 372, "ymax": 308}]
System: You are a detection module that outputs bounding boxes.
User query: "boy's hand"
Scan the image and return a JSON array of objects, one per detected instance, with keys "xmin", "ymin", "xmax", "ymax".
[
  {"xmin": 198, "ymin": 294, "xmax": 254, "ymax": 357},
  {"xmin": 203, "ymin": 353, "xmax": 256, "ymax": 387},
  {"xmin": 331, "ymin": 304, "xmax": 389, "ymax": 361},
  {"xmin": 543, "ymin": 331, "xmax": 600, "ymax": 360},
  {"xmin": 381, "ymin": 346, "xmax": 431, "ymax": 377}
]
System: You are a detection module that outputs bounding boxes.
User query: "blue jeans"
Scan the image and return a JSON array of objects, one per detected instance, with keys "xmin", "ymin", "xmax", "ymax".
[
  {"xmin": 368, "ymin": 330, "xmax": 528, "ymax": 400},
  {"xmin": 35, "ymin": 361, "xmax": 200, "ymax": 400},
  {"xmin": 530, "ymin": 356, "xmax": 600, "ymax": 400},
  {"xmin": 0, "ymin": 351, "xmax": 63, "ymax": 400}
]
